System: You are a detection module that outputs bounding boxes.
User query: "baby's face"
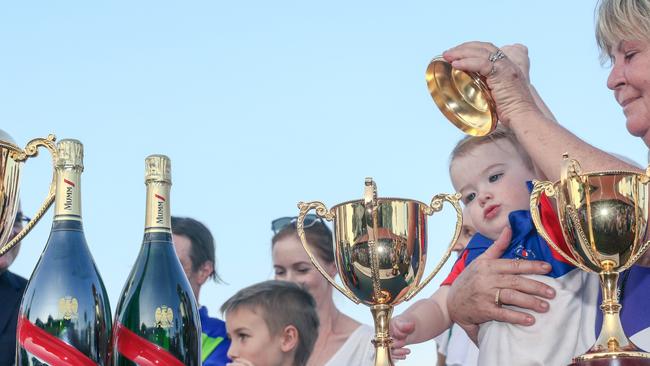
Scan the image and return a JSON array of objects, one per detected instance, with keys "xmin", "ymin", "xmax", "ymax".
[
  {"xmin": 226, "ymin": 307, "xmax": 285, "ymax": 366},
  {"xmin": 451, "ymin": 140, "xmax": 536, "ymax": 240}
]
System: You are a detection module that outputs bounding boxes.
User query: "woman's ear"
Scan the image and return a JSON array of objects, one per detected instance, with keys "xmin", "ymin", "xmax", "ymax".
[
  {"xmin": 280, "ymin": 325, "xmax": 299, "ymax": 353},
  {"xmin": 324, "ymin": 261, "xmax": 338, "ymax": 278}
]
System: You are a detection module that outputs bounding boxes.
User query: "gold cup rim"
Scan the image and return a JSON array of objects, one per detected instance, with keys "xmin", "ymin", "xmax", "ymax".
[
  {"xmin": 562, "ymin": 168, "xmax": 645, "ymax": 180},
  {"xmin": 0, "ymin": 139, "xmax": 22, "ymax": 154},
  {"xmin": 426, "ymin": 56, "xmax": 496, "ymax": 136},
  {"xmin": 331, "ymin": 197, "xmax": 428, "ymax": 211}
]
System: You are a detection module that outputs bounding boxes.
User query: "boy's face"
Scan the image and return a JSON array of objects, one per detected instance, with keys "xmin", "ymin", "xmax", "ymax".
[
  {"xmin": 450, "ymin": 140, "xmax": 536, "ymax": 240},
  {"xmin": 452, "ymin": 209, "xmax": 476, "ymax": 254},
  {"xmin": 226, "ymin": 307, "xmax": 287, "ymax": 366}
]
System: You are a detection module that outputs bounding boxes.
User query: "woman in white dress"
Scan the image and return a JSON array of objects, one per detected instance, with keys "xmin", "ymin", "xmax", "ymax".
[{"xmin": 271, "ymin": 215, "xmax": 375, "ymax": 366}]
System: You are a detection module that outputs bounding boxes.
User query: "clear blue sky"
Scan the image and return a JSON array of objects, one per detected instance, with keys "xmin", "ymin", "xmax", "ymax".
[{"xmin": 2, "ymin": 1, "xmax": 646, "ymax": 364}]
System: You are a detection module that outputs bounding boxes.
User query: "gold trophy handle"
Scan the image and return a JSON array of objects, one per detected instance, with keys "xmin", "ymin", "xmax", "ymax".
[
  {"xmin": 296, "ymin": 201, "xmax": 361, "ymax": 304},
  {"xmin": 529, "ymin": 180, "xmax": 590, "ymax": 271},
  {"xmin": 628, "ymin": 240, "xmax": 650, "ymax": 270},
  {"xmin": 0, "ymin": 135, "xmax": 57, "ymax": 257},
  {"xmin": 404, "ymin": 193, "xmax": 463, "ymax": 301}
]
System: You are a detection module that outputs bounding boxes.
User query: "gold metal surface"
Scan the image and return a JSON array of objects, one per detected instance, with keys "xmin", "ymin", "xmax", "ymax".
[
  {"xmin": 56, "ymin": 139, "xmax": 84, "ymax": 170},
  {"xmin": 530, "ymin": 155, "xmax": 650, "ymax": 363},
  {"xmin": 0, "ymin": 134, "xmax": 58, "ymax": 257},
  {"xmin": 144, "ymin": 155, "xmax": 172, "ymax": 233},
  {"xmin": 426, "ymin": 56, "xmax": 497, "ymax": 136},
  {"xmin": 297, "ymin": 178, "xmax": 462, "ymax": 366},
  {"xmin": 145, "ymin": 154, "xmax": 172, "ymax": 184}
]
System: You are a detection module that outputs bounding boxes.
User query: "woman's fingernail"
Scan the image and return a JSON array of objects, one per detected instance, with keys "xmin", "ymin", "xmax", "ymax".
[{"xmin": 546, "ymin": 288, "xmax": 555, "ymax": 297}]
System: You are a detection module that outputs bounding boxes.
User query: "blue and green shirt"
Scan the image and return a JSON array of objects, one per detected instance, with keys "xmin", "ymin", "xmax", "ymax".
[{"xmin": 200, "ymin": 306, "xmax": 230, "ymax": 366}]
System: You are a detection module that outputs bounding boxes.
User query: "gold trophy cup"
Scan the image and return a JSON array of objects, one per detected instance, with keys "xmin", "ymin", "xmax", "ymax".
[
  {"xmin": 297, "ymin": 178, "xmax": 462, "ymax": 366},
  {"xmin": 426, "ymin": 56, "xmax": 497, "ymax": 136},
  {"xmin": 0, "ymin": 131, "xmax": 58, "ymax": 257},
  {"xmin": 530, "ymin": 155, "xmax": 650, "ymax": 365}
]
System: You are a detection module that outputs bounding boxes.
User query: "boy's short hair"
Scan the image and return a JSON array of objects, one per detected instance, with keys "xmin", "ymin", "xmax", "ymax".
[
  {"xmin": 449, "ymin": 125, "xmax": 534, "ymax": 172},
  {"xmin": 221, "ymin": 280, "xmax": 319, "ymax": 366}
]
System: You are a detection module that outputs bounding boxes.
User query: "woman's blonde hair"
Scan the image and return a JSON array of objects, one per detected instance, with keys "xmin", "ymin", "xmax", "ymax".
[{"xmin": 595, "ymin": 0, "xmax": 650, "ymax": 63}]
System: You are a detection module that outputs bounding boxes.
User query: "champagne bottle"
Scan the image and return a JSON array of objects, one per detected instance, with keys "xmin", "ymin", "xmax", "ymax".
[
  {"xmin": 17, "ymin": 139, "xmax": 112, "ymax": 366},
  {"xmin": 112, "ymin": 155, "xmax": 201, "ymax": 366}
]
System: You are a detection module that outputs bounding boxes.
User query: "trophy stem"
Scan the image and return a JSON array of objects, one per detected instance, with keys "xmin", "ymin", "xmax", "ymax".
[
  {"xmin": 370, "ymin": 304, "xmax": 395, "ymax": 366},
  {"xmin": 572, "ymin": 270, "xmax": 650, "ymax": 364}
]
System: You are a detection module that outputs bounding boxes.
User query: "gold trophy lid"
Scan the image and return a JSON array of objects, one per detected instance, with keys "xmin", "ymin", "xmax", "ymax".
[
  {"xmin": 56, "ymin": 139, "xmax": 84, "ymax": 170},
  {"xmin": 0, "ymin": 129, "xmax": 20, "ymax": 151},
  {"xmin": 145, "ymin": 154, "xmax": 172, "ymax": 184},
  {"xmin": 426, "ymin": 56, "xmax": 497, "ymax": 136}
]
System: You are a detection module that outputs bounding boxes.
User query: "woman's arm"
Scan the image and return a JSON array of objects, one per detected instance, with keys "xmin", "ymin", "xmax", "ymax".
[{"xmin": 443, "ymin": 41, "xmax": 640, "ymax": 182}]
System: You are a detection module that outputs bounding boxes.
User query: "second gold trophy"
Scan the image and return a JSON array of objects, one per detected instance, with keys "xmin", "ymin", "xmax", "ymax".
[{"xmin": 297, "ymin": 178, "xmax": 462, "ymax": 366}]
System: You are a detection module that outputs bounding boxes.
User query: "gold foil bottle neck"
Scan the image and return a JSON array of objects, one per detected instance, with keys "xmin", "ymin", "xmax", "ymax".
[
  {"xmin": 145, "ymin": 154, "xmax": 172, "ymax": 184},
  {"xmin": 56, "ymin": 139, "xmax": 84, "ymax": 170}
]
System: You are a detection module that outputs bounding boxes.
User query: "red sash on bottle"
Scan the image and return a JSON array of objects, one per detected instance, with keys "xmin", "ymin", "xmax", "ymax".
[
  {"xmin": 17, "ymin": 315, "xmax": 98, "ymax": 366},
  {"xmin": 115, "ymin": 322, "xmax": 185, "ymax": 366}
]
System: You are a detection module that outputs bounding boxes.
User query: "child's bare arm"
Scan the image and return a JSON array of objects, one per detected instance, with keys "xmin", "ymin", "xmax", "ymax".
[{"xmin": 390, "ymin": 285, "xmax": 453, "ymax": 354}]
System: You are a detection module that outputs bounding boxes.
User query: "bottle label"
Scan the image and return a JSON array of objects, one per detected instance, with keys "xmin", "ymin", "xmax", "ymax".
[
  {"xmin": 54, "ymin": 169, "xmax": 81, "ymax": 220},
  {"xmin": 154, "ymin": 305, "xmax": 174, "ymax": 328},
  {"xmin": 145, "ymin": 182, "xmax": 171, "ymax": 233},
  {"xmin": 18, "ymin": 315, "xmax": 97, "ymax": 366},
  {"xmin": 58, "ymin": 296, "xmax": 79, "ymax": 320}
]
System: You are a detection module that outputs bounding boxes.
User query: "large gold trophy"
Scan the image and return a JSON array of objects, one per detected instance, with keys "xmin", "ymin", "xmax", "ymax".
[
  {"xmin": 530, "ymin": 155, "xmax": 650, "ymax": 366},
  {"xmin": 297, "ymin": 178, "xmax": 462, "ymax": 366},
  {"xmin": 0, "ymin": 130, "xmax": 58, "ymax": 257}
]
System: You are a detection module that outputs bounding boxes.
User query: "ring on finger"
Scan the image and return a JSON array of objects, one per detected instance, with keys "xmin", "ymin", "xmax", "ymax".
[
  {"xmin": 489, "ymin": 49, "xmax": 506, "ymax": 63},
  {"xmin": 495, "ymin": 288, "xmax": 502, "ymax": 307}
]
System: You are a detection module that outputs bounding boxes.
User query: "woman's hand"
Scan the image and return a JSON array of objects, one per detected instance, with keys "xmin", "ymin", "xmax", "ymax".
[
  {"xmin": 446, "ymin": 227, "xmax": 557, "ymax": 342},
  {"xmin": 501, "ymin": 44, "xmax": 530, "ymax": 83},
  {"xmin": 443, "ymin": 41, "xmax": 539, "ymax": 126}
]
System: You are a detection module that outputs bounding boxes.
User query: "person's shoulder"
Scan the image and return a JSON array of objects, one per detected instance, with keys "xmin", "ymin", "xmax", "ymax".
[
  {"xmin": 1, "ymin": 270, "xmax": 27, "ymax": 292},
  {"xmin": 199, "ymin": 306, "xmax": 227, "ymax": 335}
]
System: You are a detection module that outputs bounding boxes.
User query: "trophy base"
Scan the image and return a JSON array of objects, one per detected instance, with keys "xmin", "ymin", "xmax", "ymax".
[{"xmin": 570, "ymin": 355, "xmax": 650, "ymax": 366}]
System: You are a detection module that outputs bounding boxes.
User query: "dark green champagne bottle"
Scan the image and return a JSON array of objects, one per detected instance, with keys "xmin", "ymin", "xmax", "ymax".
[
  {"xmin": 16, "ymin": 139, "xmax": 112, "ymax": 366},
  {"xmin": 111, "ymin": 155, "xmax": 201, "ymax": 366}
]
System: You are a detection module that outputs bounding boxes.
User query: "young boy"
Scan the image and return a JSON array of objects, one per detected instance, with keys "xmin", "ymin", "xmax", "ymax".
[
  {"xmin": 221, "ymin": 280, "xmax": 319, "ymax": 366},
  {"xmin": 392, "ymin": 126, "xmax": 591, "ymax": 365}
]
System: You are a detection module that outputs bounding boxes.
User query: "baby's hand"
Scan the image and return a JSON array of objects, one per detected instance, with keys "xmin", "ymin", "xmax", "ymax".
[{"xmin": 390, "ymin": 317, "xmax": 414, "ymax": 360}]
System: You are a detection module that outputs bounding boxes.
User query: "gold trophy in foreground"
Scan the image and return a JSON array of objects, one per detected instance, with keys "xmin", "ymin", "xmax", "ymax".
[
  {"xmin": 297, "ymin": 178, "xmax": 462, "ymax": 366},
  {"xmin": 0, "ymin": 131, "xmax": 58, "ymax": 257},
  {"xmin": 530, "ymin": 155, "xmax": 650, "ymax": 366}
]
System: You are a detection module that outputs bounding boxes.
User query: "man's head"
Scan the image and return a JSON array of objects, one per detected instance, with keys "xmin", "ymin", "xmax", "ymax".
[
  {"xmin": 171, "ymin": 216, "xmax": 221, "ymax": 301},
  {"xmin": 449, "ymin": 127, "xmax": 537, "ymax": 240},
  {"xmin": 221, "ymin": 280, "xmax": 319, "ymax": 366}
]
